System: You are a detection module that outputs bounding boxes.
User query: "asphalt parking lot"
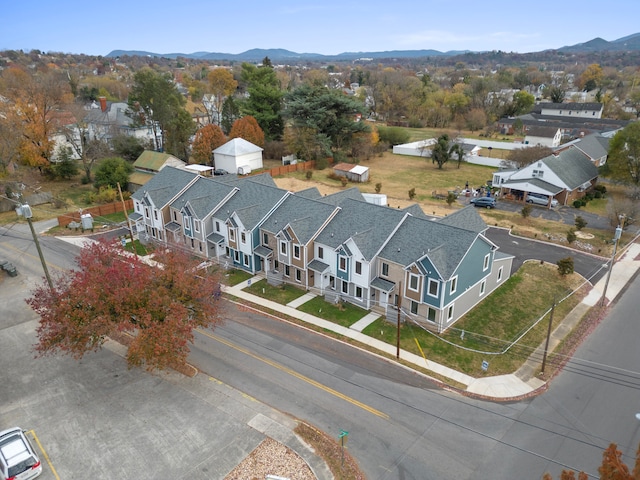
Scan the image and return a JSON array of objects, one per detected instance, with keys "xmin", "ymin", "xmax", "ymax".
[{"xmin": 0, "ymin": 247, "xmax": 326, "ymax": 480}]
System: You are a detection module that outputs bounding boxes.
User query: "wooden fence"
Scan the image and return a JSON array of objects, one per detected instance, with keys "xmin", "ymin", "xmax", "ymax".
[
  {"xmin": 262, "ymin": 160, "xmax": 316, "ymax": 177},
  {"xmin": 57, "ymin": 199, "xmax": 133, "ymax": 227}
]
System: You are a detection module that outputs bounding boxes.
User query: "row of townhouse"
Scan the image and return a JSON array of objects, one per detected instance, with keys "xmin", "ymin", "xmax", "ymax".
[{"xmin": 129, "ymin": 167, "xmax": 513, "ymax": 333}]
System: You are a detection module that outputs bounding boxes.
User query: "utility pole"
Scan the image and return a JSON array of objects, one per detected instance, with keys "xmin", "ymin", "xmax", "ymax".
[
  {"xmin": 117, "ymin": 182, "xmax": 137, "ymax": 257},
  {"xmin": 396, "ymin": 282, "xmax": 402, "ymax": 360},
  {"xmin": 540, "ymin": 297, "xmax": 555, "ymax": 375},
  {"xmin": 600, "ymin": 216, "xmax": 625, "ymax": 307},
  {"xmin": 20, "ymin": 204, "xmax": 54, "ymax": 291}
]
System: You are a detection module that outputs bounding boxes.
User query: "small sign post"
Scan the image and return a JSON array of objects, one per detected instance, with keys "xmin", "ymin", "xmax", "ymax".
[{"xmin": 339, "ymin": 429, "xmax": 349, "ymax": 467}]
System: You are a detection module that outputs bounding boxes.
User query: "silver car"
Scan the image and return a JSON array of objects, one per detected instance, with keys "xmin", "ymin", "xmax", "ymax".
[
  {"xmin": 526, "ymin": 193, "xmax": 559, "ymax": 208},
  {"xmin": 0, "ymin": 428, "xmax": 42, "ymax": 480}
]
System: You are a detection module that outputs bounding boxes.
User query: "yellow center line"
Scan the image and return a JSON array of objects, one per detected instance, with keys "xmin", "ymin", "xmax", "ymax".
[
  {"xmin": 0, "ymin": 241, "xmax": 66, "ymax": 271},
  {"xmin": 27, "ymin": 429, "xmax": 61, "ymax": 480},
  {"xmin": 197, "ymin": 329, "xmax": 389, "ymax": 420}
]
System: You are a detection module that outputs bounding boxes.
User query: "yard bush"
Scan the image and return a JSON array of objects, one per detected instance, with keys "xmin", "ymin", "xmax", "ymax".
[
  {"xmin": 521, "ymin": 204, "xmax": 532, "ymax": 218},
  {"xmin": 377, "ymin": 126, "xmax": 410, "ymax": 146},
  {"xmin": 575, "ymin": 216, "xmax": 587, "ymax": 230},
  {"xmin": 573, "ymin": 200, "xmax": 583, "ymax": 208},
  {"xmin": 567, "ymin": 228, "xmax": 577, "ymax": 244},
  {"xmin": 557, "ymin": 257, "xmax": 574, "ymax": 276}
]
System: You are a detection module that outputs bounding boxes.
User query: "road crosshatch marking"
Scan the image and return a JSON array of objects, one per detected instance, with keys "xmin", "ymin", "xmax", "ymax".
[
  {"xmin": 197, "ymin": 329, "xmax": 389, "ymax": 420},
  {"xmin": 26, "ymin": 429, "xmax": 61, "ymax": 480}
]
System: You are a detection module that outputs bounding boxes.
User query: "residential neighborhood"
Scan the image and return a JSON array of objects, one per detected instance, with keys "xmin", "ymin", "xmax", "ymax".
[{"xmin": 3, "ymin": 30, "xmax": 640, "ymax": 480}]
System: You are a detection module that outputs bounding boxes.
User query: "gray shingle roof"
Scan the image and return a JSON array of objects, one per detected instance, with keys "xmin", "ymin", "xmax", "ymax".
[
  {"xmin": 217, "ymin": 181, "xmax": 288, "ymax": 230},
  {"xmin": 565, "ymin": 133, "xmax": 610, "ymax": 160},
  {"xmin": 261, "ymin": 194, "xmax": 338, "ymax": 244},
  {"xmin": 437, "ymin": 205, "xmax": 487, "ymax": 233},
  {"xmin": 379, "ymin": 215, "xmax": 483, "ymax": 280},
  {"xmin": 131, "ymin": 166, "xmax": 198, "ymax": 208},
  {"xmin": 544, "ymin": 148, "xmax": 599, "ymax": 189},
  {"xmin": 170, "ymin": 176, "xmax": 237, "ymax": 219},
  {"xmin": 316, "ymin": 198, "xmax": 407, "ymax": 260},
  {"xmin": 319, "ymin": 187, "xmax": 365, "ymax": 206}
]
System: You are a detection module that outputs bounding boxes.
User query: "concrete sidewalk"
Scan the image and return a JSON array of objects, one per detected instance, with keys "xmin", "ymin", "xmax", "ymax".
[
  {"xmin": 224, "ymin": 243, "xmax": 640, "ymax": 400},
  {"xmin": 57, "ymin": 231, "xmax": 640, "ymax": 400}
]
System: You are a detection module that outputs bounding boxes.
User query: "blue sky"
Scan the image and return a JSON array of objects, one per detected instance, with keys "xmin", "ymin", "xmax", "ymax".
[{"xmin": 2, "ymin": 0, "xmax": 639, "ymax": 56}]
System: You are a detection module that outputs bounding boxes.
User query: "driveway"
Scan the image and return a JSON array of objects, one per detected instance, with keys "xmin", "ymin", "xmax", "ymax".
[
  {"xmin": 460, "ymin": 196, "xmax": 612, "ymax": 230},
  {"xmin": 485, "ymin": 227, "xmax": 608, "ymax": 283}
]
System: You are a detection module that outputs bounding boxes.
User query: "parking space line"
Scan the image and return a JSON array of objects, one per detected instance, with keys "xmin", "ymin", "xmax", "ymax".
[{"xmin": 26, "ymin": 429, "xmax": 61, "ymax": 480}]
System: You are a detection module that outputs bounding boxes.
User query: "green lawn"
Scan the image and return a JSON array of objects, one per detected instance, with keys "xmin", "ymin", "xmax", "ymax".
[
  {"xmin": 223, "ymin": 268, "xmax": 254, "ymax": 286},
  {"xmin": 297, "ymin": 296, "xmax": 372, "ymax": 327},
  {"xmin": 244, "ymin": 279, "xmax": 307, "ymax": 304},
  {"xmin": 362, "ymin": 262, "xmax": 586, "ymax": 377}
]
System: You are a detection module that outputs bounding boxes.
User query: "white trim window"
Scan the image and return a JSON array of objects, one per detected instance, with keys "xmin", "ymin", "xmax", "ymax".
[
  {"xmin": 408, "ymin": 273, "xmax": 420, "ymax": 292},
  {"xmin": 381, "ymin": 262, "xmax": 389, "ymax": 277},
  {"xmin": 447, "ymin": 305, "xmax": 454, "ymax": 321},
  {"xmin": 293, "ymin": 245, "xmax": 301, "ymax": 260},
  {"xmin": 263, "ymin": 232, "xmax": 268, "ymax": 245},
  {"xmin": 341, "ymin": 282, "xmax": 348, "ymax": 294},
  {"xmin": 295, "ymin": 269, "xmax": 301, "ymax": 282},
  {"xmin": 450, "ymin": 276, "xmax": 458, "ymax": 295},
  {"xmin": 339, "ymin": 256, "xmax": 347, "ymax": 272},
  {"xmin": 410, "ymin": 300, "xmax": 418, "ymax": 315},
  {"xmin": 280, "ymin": 241, "xmax": 287, "ymax": 255},
  {"xmin": 355, "ymin": 286, "xmax": 363, "ymax": 299},
  {"xmin": 427, "ymin": 278, "xmax": 439, "ymax": 298},
  {"xmin": 229, "ymin": 229, "xmax": 235, "ymax": 241},
  {"xmin": 355, "ymin": 261, "xmax": 362, "ymax": 275},
  {"xmin": 497, "ymin": 266, "xmax": 503, "ymax": 282},
  {"xmin": 215, "ymin": 221, "xmax": 221, "ymax": 232},
  {"xmin": 318, "ymin": 246, "xmax": 324, "ymax": 259},
  {"xmin": 243, "ymin": 254, "xmax": 250, "ymax": 267},
  {"xmin": 479, "ymin": 280, "xmax": 486, "ymax": 296},
  {"xmin": 194, "ymin": 219, "xmax": 201, "ymax": 233},
  {"xmin": 483, "ymin": 253, "xmax": 490, "ymax": 271},
  {"xmin": 241, "ymin": 231, "xmax": 246, "ymax": 244},
  {"xmin": 427, "ymin": 307, "xmax": 436, "ymax": 323}
]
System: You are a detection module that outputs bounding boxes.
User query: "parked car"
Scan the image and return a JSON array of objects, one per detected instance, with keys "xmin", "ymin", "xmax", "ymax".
[
  {"xmin": 213, "ymin": 169, "xmax": 228, "ymax": 176},
  {"xmin": 470, "ymin": 196, "xmax": 496, "ymax": 209},
  {"xmin": 0, "ymin": 427, "xmax": 42, "ymax": 480},
  {"xmin": 526, "ymin": 193, "xmax": 559, "ymax": 208}
]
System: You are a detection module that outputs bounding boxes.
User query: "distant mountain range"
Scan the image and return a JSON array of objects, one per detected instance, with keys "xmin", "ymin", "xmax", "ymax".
[{"xmin": 106, "ymin": 33, "xmax": 640, "ymax": 62}]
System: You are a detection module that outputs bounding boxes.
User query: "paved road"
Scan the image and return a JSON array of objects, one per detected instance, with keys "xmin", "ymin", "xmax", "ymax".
[
  {"xmin": 473, "ymin": 269, "xmax": 640, "ymax": 478},
  {"xmin": 4, "ymin": 221, "xmax": 639, "ymax": 479}
]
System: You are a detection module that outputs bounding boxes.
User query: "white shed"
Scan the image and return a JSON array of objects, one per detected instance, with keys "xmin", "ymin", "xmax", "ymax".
[{"xmin": 213, "ymin": 138, "xmax": 263, "ymax": 174}]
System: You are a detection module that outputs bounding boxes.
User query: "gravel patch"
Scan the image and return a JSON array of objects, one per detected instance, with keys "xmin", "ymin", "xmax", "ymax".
[{"xmin": 224, "ymin": 437, "xmax": 316, "ymax": 480}]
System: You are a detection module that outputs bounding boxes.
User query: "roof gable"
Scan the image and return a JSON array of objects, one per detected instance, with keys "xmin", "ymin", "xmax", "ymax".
[{"xmin": 213, "ymin": 137, "xmax": 263, "ymax": 156}]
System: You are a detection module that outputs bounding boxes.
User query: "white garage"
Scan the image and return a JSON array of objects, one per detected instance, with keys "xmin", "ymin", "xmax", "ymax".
[{"xmin": 213, "ymin": 138, "xmax": 263, "ymax": 175}]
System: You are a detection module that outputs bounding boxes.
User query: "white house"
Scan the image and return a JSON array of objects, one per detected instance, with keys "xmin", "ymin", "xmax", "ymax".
[
  {"xmin": 539, "ymin": 102, "xmax": 603, "ymax": 119},
  {"xmin": 524, "ymin": 126, "xmax": 562, "ymax": 147},
  {"xmin": 213, "ymin": 138, "xmax": 263, "ymax": 174}
]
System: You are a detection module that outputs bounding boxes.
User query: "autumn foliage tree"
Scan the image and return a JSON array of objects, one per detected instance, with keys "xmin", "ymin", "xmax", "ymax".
[
  {"xmin": 191, "ymin": 124, "xmax": 227, "ymax": 165},
  {"xmin": 0, "ymin": 66, "xmax": 73, "ymax": 169},
  {"xmin": 206, "ymin": 68, "xmax": 238, "ymax": 125},
  {"xmin": 229, "ymin": 115, "xmax": 265, "ymax": 147},
  {"xmin": 542, "ymin": 443, "xmax": 640, "ymax": 480},
  {"xmin": 26, "ymin": 240, "xmax": 224, "ymax": 370}
]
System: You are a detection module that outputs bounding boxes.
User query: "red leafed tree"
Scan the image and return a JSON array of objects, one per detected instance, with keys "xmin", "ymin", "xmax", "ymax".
[
  {"xmin": 26, "ymin": 240, "xmax": 223, "ymax": 370},
  {"xmin": 542, "ymin": 443, "xmax": 640, "ymax": 480},
  {"xmin": 191, "ymin": 123, "xmax": 227, "ymax": 165},
  {"xmin": 229, "ymin": 115, "xmax": 265, "ymax": 148}
]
